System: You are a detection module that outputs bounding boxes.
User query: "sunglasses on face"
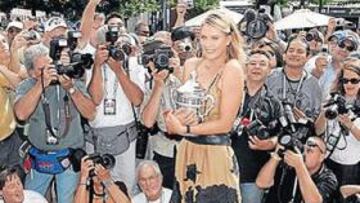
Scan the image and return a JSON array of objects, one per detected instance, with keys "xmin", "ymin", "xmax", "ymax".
[
  {"xmin": 338, "ymin": 40, "xmax": 356, "ymax": 52},
  {"xmin": 305, "ymin": 139, "xmax": 325, "ymax": 154},
  {"xmin": 340, "ymin": 78, "xmax": 360, "ymax": 85}
]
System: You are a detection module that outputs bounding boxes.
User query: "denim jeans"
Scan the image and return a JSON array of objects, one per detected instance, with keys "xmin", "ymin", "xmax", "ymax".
[
  {"xmin": 25, "ymin": 166, "xmax": 79, "ymax": 203},
  {"xmin": 240, "ymin": 183, "xmax": 264, "ymax": 203}
]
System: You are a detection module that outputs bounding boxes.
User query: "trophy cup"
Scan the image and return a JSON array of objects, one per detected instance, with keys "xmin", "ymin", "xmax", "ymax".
[{"xmin": 172, "ymin": 72, "xmax": 215, "ymax": 122}]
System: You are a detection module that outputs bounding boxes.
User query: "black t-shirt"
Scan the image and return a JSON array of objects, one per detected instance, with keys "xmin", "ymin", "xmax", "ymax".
[
  {"xmin": 232, "ymin": 86, "xmax": 283, "ymax": 183},
  {"xmin": 264, "ymin": 164, "xmax": 338, "ymax": 203}
]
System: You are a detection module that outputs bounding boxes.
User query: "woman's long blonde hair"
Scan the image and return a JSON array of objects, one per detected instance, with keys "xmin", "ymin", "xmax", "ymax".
[{"xmin": 201, "ymin": 10, "xmax": 246, "ymax": 64}]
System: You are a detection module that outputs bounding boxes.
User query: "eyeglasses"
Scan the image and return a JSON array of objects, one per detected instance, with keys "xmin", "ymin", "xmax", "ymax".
[
  {"xmin": 305, "ymin": 139, "xmax": 325, "ymax": 154},
  {"xmin": 8, "ymin": 28, "xmax": 21, "ymax": 34},
  {"xmin": 338, "ymin": 40, "xmax": 356, "ymax": 52},
  {"xmin": 340, "ymin": 78, "xmax": 360, "ymax": 85}
]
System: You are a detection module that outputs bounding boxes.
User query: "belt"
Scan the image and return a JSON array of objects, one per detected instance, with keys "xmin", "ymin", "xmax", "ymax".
[
  {"xmin": 185, "ymin": 134, "xmax": 231, "ymax": 146},
  {"xmin": 163, "ymin": 132, "xmax": 183, "ymax": 141}
]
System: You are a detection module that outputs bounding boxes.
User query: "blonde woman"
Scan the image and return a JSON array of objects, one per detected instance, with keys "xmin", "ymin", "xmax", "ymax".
[{"xmin": 165, "ymin": 11, "xmax": 246, "ymax": 203}]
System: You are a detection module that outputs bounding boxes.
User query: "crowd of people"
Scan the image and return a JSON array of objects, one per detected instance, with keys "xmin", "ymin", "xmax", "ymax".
[{"xmin": 0, "ymin": 0, "xmax": 360, "ymax": 202}]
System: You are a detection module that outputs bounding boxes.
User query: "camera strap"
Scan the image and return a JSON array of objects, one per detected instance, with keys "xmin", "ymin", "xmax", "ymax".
[
  {"xmin": 282, "ymin": 70, "xmax": 306, "ymax": 106},
  {"xmin": 40, "ymin": 69, "xmax": 72, "ymax": 140}
]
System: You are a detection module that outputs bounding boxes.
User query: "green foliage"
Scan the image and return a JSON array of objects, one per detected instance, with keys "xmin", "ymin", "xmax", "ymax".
[
  {"xmin": 117, "ymin": 0, "xmax": 160, "ymax": 19},
  {"xmin": 169, "ymin": 0, "xmax": 219, "ymax": 19}
]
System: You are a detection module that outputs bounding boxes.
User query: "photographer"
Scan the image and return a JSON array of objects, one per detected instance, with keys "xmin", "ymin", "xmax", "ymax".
[
  {"xmin": 86, "ymin": 20, "xmax": 145, "ymax": 195},
  {"xmin": 74, "ymin": 156, "xmax": 130, "ymax": 203},
  {"xmin": 171, "ymin": 26, "xmax": 196, "ymax": 66},
  {"xmin": 256, "ymin": 137, "xmax": 338, "ymax": 203},
  {"xmin": 306, "ymin": 30, "xmax": 359, "ymax": 100},
  {"xmin": 266, "ymin": 37, "xmax": 322, "ymax": 143},
  {"xmin": 315, "ymin": 54, "xmax": 360, "ymax": 200},
  {"xmin": 13, "ymin": 44, "xmax": 96, "ymax": 203},
  {"xmin": 231, "ymin": 50, "xmax": 282, "ymax": 202},
  {"xmin": 140, "ymin": 40, "xmax": 183, "ymax": 189},
  {"xmin": 304, "ymin": 28, "xmax": 325, "ymax": 57}
]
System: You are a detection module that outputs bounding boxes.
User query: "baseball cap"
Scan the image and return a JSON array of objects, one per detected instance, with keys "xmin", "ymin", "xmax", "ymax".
[
  {"xmin": 6, "ymin": 21, "xmax": 23, "ymax": 31},
  {"xmin": 45, "ymin": 17, "xmax": 67, "ymax": 32}
]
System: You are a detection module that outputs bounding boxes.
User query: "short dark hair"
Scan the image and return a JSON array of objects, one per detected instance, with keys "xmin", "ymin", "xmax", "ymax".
[
  {"xmin": 105, "ymin": 12, "xmax": 122, "ymax": 24},
  {"xmin": 285, "ymin": 37, "xmax": 310, "ymax": 56},
  {"xmin": 0, "ymin": 166, "xmax": 21, "ymax": 190}
]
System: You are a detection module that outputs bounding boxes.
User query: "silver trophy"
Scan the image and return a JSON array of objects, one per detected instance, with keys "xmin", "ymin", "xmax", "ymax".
[{"xmin": 172, "ymin": 72, "xmax": 215, "ymax": 122}]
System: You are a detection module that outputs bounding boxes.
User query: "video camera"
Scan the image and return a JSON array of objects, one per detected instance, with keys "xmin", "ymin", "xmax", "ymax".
[
  {"xmin": 141, "ymin": 40, "xmax": 174, "ymax": 73},
  {"xmin": 239, "ymin": 8, "xmax": 273, "ymax": 40},
  {"xmin": 105, "ymin": 26, "xmax": 132, "ymax": 62},
  {"xmin": 71, "ymin": 148, "xmax": 115, "ymax": 177},
  {"xmin": 49, "ymin": 31, "xmax": 93, "ymax": 80}
]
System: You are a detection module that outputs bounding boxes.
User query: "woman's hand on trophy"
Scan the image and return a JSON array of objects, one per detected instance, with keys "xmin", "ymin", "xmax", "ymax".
[
  {"xmin": 164, "ymin": 110, "xmax": 187, "ymax": 135},
  {"xmin": 174, "ymin": 108, "xmax": 198, "ymax": 125}
]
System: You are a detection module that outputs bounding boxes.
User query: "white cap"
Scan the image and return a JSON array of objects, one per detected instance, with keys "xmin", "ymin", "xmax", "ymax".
[
  {"xmin": 45, "ymin": 17, "xmax": 67, "ymax": 32},
  {"xmin": 6, "ymin": 21, "xmax": 24, "ymax": 31}
]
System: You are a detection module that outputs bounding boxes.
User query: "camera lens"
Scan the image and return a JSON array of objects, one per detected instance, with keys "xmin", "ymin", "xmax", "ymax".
[
  {"xmin": 156, "ymin": 53, "xmax": 170, "ymax": 68},
  {"xmin": 325, "ymin": 105, "xmax": 338, "ymax": 120},
  {"xmin": 305, "ymin": 33, "xmax": 314, "ymax": 42},
  {"xmin": 101, "ymin": 154, "xmax": 115, "ymax": 169}
]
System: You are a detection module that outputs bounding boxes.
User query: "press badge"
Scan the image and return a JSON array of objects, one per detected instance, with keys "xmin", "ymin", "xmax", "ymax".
[{"xmin": 104, "ymin": 99, "xmax": 116, "ymax": 115}]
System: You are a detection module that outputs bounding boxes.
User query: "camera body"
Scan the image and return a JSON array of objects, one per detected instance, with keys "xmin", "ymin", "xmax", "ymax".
[
  {"xmin": 49, "ymin": 31, "xmax": 93, "ymax": 80},
  {"xmin": 105, "ymin": 26, "xmax": 131, "ymax": 61},
  {"xmin": 71, "ymin": 148, "xmax": 115, "ymax": 177},
  {"xmin": 324, "ymin": 93, "xmax": 349, "ymax": 120},
  {"xmin": 54, "ymin": 53, "xmax": 93, "ymax": 79},
  {"xmin": 141, "ymin": 40, "xmax": 174, "ymax": 73},
  {"xmin": 23, "ymin": 30, "xmax": 38, "ymax": 41},
  {"xmin": 305, "ymin": 31, "xmax": 320, "ymax": 42},
  {"xmin": 277, "ymin": 133, "xmax": 303, "ymax": 158}
]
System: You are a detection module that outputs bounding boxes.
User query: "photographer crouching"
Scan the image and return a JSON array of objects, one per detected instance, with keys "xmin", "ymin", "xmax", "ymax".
[
  {"xmin": 231, "ymin": 50, "xmax": 283, "ymax": 202},
  {"xmin": 13, "ymin": 43, "xmax": 96, "ymax": 203},
  {"xmin": 73, "ymin": 151, "xmax": 130, "ymax": 203},
  {"xmin": 256, "ymin": 136, "xmax": 338, "ymax": 203},
  {"xmin": 315, "ymin": 53, "xmax": 360, "ymax": 201}
]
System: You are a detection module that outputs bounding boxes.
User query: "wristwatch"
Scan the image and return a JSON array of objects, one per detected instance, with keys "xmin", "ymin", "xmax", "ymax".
[{"xmin": 68, "ymin": 87, "xmax": 76, "ymax": 95}]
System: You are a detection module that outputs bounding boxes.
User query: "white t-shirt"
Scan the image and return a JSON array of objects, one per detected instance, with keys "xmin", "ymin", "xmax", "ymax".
[
  {"xmin": 327, "ymin": 118, "xmax": 360, "ymax": 165},
  {"xmin": 0, "ymin": 190, "xmax": 48, "ymax": 203},
  {"xmin": 132, "ymin": 188, "xmax": 172, "ymax": 203},
  {"xmin": 87, "ymin": 57, "xmax": 145, "ymax": 127}
]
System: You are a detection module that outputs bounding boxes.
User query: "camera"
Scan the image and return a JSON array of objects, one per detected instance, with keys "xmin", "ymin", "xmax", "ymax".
[
  {"xmin": 105, "ymin": 26, "xmax": 131, "ymax": 61},
  {"xmin": 141, "ymin": 40, "xmax": 174, "ymax": 73},
  {"xmin": 240, "ymin": 8, "xmax": 273, "ymax": 40},
  {"xmin": 305, "ymin": 32, "xmax": 320, "ymax": 42},
  {"xmin": 54, "ymin": 53, "xmax": 93, "ymax": 79},
  {"xmin": 277, "ymin": 133, "xmax": 303, "ymax": 158},
  {"xmin": 246, "ymin": 119, "xmax": 272, "ymax": 140},
  {"xmin": 324, "ymin": 93, "xmax": 349, "ymax": 120},
  {"xmin": 49, "ymin": 32, "xmax": 94, "ymax": 80},
  {"xmin": 70, "ymin": 148, "xmax": 115, "ymax": 177},
  {"xmin": 135, "ymin": 122, "xmax": 151, "ymax": 159},
  {"xmin": 177, "ymin": 38, "xmax": 193, "ymax": 53}
]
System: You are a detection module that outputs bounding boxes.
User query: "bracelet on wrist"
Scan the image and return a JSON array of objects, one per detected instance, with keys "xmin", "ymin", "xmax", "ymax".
[{"xmin": 270, "ymin": 152, "xmax": 281, "ymax": 161}]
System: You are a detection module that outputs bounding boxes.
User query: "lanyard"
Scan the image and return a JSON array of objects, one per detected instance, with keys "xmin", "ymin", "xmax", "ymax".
[
  {"xmin": 282, "ymin": 70, "xmax": 306, "ymax": 105},
  {"xmin": 103, "ymin": 65, "xmax": 119, "ymax": 99}
]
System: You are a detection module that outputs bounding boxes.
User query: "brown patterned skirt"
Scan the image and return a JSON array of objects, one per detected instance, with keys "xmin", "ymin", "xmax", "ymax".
[{"xmin": 170, "ymin": 135, "xmax": 241, "ymax": 203}]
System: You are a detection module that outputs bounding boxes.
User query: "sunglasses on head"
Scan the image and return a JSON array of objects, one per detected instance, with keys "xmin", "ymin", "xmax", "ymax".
[
  {"xmin": 340, "ymin": 77, "xmax": 360, "ymax": 84},
  {"xmin": 338, "ymin": 40, "xmax": 356, "ymax": 52},
  {"xmin": 305, "ymin": 139, "xmax": 325, "ymax": 154}
]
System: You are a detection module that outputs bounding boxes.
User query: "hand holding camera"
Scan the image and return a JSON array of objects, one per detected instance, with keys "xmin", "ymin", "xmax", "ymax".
[
  {"xmin": 283, "ymin": 146, "xmax": 303, "ymax": 169},
  {"xmin": 338, "ymin": 114, "xmax": 354, "ymax": 130},
  {"xmin": 58, "ymin": 75, "xmax": 74, "ymax": 91},
  {"xmin": 94, "ymin": 164, "xmax": 112, "ymax": 183},
  {"xmin": 80, "ymin": 155, "xmax": 95, "ymax": 182},
  {"xmin": 94, "ymin": 44, "xmax": 109, "ymax": 68},
  {"xmin": 313, "ymin": 54, "xmax": 329, "ymax": 78},
  {"xmin": 176, "ymin": 1, "xmax": 188, "ymax": 17},
  {"xmin": 36, "ymin": 65, "xmax": 58, "ymax": 88}
]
